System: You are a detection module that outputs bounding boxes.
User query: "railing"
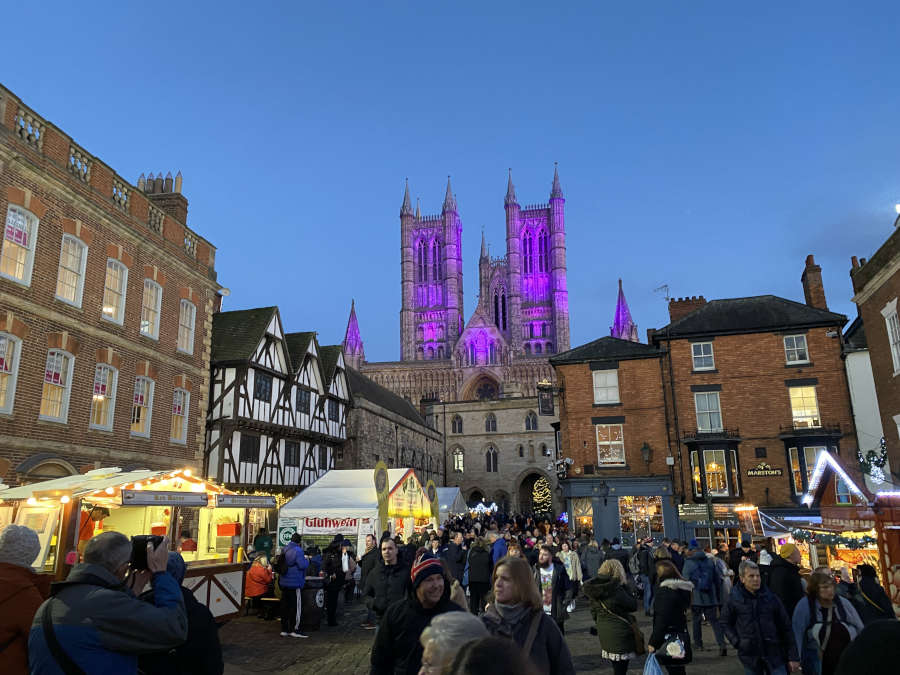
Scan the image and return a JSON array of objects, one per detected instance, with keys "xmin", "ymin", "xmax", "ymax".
[
  {"xmin": 67, "ymin": 144, "xmax": 92, "ymax": 183},
  {"xmin": 682, "ymin": 428, "xmax": 741, "ymax": 441},
  {"xmin": 779, "ymin": 421, "xmax": 842, "ymax": 436},
  {"xmin": 148, "ymin": 204, "xmax": 164, "ymax": 235},
  {"xmin": 111, "ymin": 178, "xmax": 129, "ymax": 211},
  {"xmin": 14, "ymin": 107, "xmax": 44, "ymax": 150}
]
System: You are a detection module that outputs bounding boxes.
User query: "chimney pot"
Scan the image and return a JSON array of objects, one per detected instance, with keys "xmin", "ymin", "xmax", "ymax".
[
  {"xmin": 851, "ymin": 256, "xmax": 859, "ymax": 270},
  {"xmin": 800, "ymin": 253, "xmax": 828, "ymax": 311},
  {"xmin": 137, "ymin": 173, "xmax": 145, "ymax": 190},
  {"xmin": 174, "ymin": 171, "xmax": 183, "ymax": 194},
  {"xmin": 163, "ymin": 172, "xmax": 173, "ymax": 193},
  {"xmin": 860, "ymin": 257, "xmax": 867, "ymax": 265}
]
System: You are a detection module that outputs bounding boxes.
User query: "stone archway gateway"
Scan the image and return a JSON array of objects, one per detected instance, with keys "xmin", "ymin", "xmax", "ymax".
[
  {"xmin": 467, "ymin": 489, "xmax": 484, "ymax": 507},
  {"xmin": 518, "ymin": 472, "xmax": 553, "ymax": 515}
]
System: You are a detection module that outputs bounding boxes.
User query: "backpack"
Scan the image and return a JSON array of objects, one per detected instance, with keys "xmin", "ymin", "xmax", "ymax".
[
  {"xmin": 689, "ymin": 558, "xmax": 714, "ymax": 593},
  {"xmin": 274, "ymin": 552, "xmax": 289, "ymax": 576},
  {"xmin": 628, "ymin": 549, "xmax": 641, "ymax": 576}
]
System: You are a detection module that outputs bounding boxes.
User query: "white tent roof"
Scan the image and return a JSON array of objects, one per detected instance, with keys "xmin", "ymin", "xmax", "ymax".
[
  {"xmin": 437, "ymin": 487, "xmax": 466, "ymax": 515},
  {"xmin": 280, "ymin": 468, "xmax": 412, "ymax": 518},
  {"xmin": 0, "ymin": 468, "xmax": 165, "ymax": 500}
]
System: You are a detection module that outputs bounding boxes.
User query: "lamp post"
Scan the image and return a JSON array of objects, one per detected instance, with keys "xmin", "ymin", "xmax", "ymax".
[{"xmin": 640, "ymin": 442, "xmax": 652, "ymax": 470}]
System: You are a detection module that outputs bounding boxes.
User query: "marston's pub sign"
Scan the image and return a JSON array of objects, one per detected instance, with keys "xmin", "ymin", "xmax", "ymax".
[{"xmin": 746, "ymin": 462, "xmax": 783, "ymax": 477}]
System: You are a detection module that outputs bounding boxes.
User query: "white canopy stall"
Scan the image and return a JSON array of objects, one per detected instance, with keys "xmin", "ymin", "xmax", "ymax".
[{"xmin": 436, "ymin": 487, "xmax": 467, "ymax": 523}]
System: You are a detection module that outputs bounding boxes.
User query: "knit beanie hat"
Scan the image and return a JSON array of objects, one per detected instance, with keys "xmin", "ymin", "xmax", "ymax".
[
  {"xmin": 689, "ymin": 539, "xmax": 699, "ymax": 550},
  {"xmin": 410, "ymin": 557, "xmax": 444, "ymax": 589},
  {"xmin": 0, "ymin": 524, "xmax": 40, "ymax": 568},
  {"xmin": 779, "ymin": 543, "xmax": 797, "ymax": 558}
]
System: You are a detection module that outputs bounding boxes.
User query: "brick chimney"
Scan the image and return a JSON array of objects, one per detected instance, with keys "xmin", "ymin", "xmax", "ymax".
[
  {"xmin": 801, "ymin": 254, "xmax": 827, "ymax": 311},
  {"xmin": 668, "ymin": 296, "xmax": 707, "ymax": 323},
  {"xmin": 138, "ymin": 170, "xmax": 188, "ymax": 224}
]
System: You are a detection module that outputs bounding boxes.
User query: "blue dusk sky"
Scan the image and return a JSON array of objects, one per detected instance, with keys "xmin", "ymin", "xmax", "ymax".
[{"xmin": 5, "ymin": 2, "xmax": 900, "ymax": 360}]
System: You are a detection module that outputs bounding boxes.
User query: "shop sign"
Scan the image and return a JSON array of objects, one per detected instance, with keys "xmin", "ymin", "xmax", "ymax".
[
  {"xmin": 390, "ymin": 474, "xmax": 430, "ymax": 518},
  {"xmin": 299, "ymin": 516, "xmax": 360, "ymax": 535},
  {"xmin": 215, "ymin": 494, "xmax": 277, "ymax": 508},
  {"xmin": 538, "ymin": 388, "xmax": 554, "ymax": 416},
  {"xmin": 747, "ymin": 462, "xmax": 783, "ymax": 477},
  {"xmin": 277, "ymin": 517, "xmax": 299, "ymax": 546},
  {"xmin": 122, "ymin": 490, "xmax": 207, "ymax": 507}
]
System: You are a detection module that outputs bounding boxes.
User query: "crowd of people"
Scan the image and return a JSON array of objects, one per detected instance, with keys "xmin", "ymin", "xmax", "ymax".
[{"xmin": 2, "ymin": 513, "xmax": 900, "ymax": 675}]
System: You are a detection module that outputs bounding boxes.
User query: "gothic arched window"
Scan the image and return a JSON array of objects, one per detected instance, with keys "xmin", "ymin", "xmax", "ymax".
[
  {"xmin": 469, "ymin": 343, "xmax": 476, "ymax": 365},
  {"xmin": 451, "ymin": 415, "xmax": 463, "ymax": 434},
  {"xmin": 518, "ymin": 445, "xmax": 524, "ymax": 458},
  {"xmin": 523, "ymin": 232, "xmax": 533, "ymax": 274},
  {"xmin": 416, "ymin": 239, "xmax": 427, "ymax": 283},
  {"xmin": 545, "ymin": 341, "xmax": 552, "ymax": 354},
  {"xmin": 489, "ymin": 342, "xmax": 496, "ymax": 364},
  {"xmin": 538, "ymin": 229, "xmax": 549, "ymax": 272},
  {"xmin": 535, "ymin": 343, "xmax": 542, "ymax": 354},
  {"xmin": 524, "ymin": 343, "xmax": 531, "ymax": 355},
  {"xmin": 525, "ymin": 411, "xmax": 538, "ymax": 431},
  {"xmin": 485, "ymin": 413, "xmax": 497, "ymax": 433},
  {"xmin": 493, "ymin": 292, "xmax": 500, "ymax": 328},
  {"xmin": 453, "ymin": 448, "xmax": 464, "ymax": 473},
  {"xmin": 485, "ymin": 445, "xmax": 498, "ymax": 472},
  {"xmin": 501, "ymin": 293, "xmax": 507, "ymax": 330},
  {"xmin": 416, "ymin": 347, "xmax": 424, "ymax": 361},
  {"xmin": 437, "ymin": 346, "xmax": 444, "ymax": 359},
  {"xmin": 426, "ymin": 347, "xmax": 434, "ymax": 360},
  {"xmin": 431, "ymin": 239, "xmax": 442, "ymax": 281}
]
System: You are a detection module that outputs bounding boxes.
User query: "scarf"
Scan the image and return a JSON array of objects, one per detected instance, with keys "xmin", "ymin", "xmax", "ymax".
[{"xmin": 495, "ymin": 601, "xmax": 531, "ymax": 627}]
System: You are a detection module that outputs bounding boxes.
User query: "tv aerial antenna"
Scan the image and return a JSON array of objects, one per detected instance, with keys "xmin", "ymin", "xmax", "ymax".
[{"xmin": 654, "ymin": 283, "xmax": 670, "ymax": 302}]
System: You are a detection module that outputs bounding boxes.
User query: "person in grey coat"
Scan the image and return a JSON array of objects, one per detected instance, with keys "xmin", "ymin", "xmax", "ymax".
[
  {"xmin": 681, "ymin": 542, "xmax": 726, "ymax": 655},
  {"xmin": 581, "ymin": 539, "xmax": 604, "ymax": 580},
  {"xmin": 29, "ymin": 532, "xmax": 187, "ymax": 675}
]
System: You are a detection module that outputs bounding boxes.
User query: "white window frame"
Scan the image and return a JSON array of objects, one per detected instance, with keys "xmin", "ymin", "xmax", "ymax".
[
  {"xmin": 453, "ymin": 448, "xmax": 464, "ymax": 473},
  {"xmin": 592, "ymin": 370, "xmax": 620, "ymax": 404},
  {"xmin": 54, "ymin": 234, "xmax": 88, "ymax": 307},
  {"xmin": 595, "ymin": 423, "xmax": 626, "ymax": 466},
  {"xmin": 783, "ymin": 334, "xmax": 810, "ymax": 364},
  {"xmin": 89, "ymin": 364, "xmax": 118, "ymax": 431},
  {"xmin": 101, "ymin": 258, "xmax": 128, "ymax": 325},
  {"xmin": 691, "ymin": 342, "xmax": 715, "ymax": 370},
  {"xmin": 39, "ymin": 349, "xmax": 74, "ymax": 423},
  {"xmin": 170, "ymin": 388, "xmax": 189, "ymax": 444},
  {"xmin": 694, "ymin": 391, "xmax": 723, "ymax": 432},
  {"xmin": 1, "ymin": 205, "xmax": 39, "ymax": 287},
  {"xmin": 140, "ymin": 279, "xmax": 163, "ymax": 339},
  {"xmin": 703, "ymin": 448, "xmax": 729, "ymax": 497},
  {"xmin": 880, "ymin": 299, "xmax": 900, "ymax": 373},
  {"xmin": 789, "ymin": 385, "xmax": 821, "ymax": 429},
  {"xmin": 0, "ymin": 333, "xmax": 22, "ymax": 415},
  {"xmin": 131, "ymin": 376, "xmax": 155, "ymax": 438},
  {"xmin": 177, "ymin": 300, "xmax": 196, "ymax": 355},
  {"xmin": 835, "ymin": 476, "xmax": 852, "ymax": 505}
]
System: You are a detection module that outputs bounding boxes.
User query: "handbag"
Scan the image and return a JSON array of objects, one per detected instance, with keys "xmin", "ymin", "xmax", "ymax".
[
  {"xmin": 599, "ymin": 599, "xmax": 646, "ymax": 656},
  {"xmin": 655, "ymin": 629, "xmax": 692, "ymax": 666}
]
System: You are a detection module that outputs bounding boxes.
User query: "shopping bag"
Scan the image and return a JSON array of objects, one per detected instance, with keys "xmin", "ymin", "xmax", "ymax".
[{"xmin": 642, "ymin": 653, "xmax": 664, "ymax": 675}]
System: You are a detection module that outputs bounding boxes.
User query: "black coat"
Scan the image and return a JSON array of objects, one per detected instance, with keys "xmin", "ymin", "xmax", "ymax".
[
  {"xmin": 467, "ymin": 543, "xmax": 492, "ymax": 584},
  {"xmin": 766, "ymin": 555, "xmax": 804, "ymax": 616},
  {"xmin": 606, "ymin": 546, "xmax": 631, "ymax": 574},
  {"xmin": 370, "ymin": 590, "xmax": 463, "ymax": 675},
  {"xmin": 533, "ymin": 562, "xmax": 571, "ymax": 624},
  {"xmin": 853, "ymin": 576, "xmax": 894, "ymax": 625},
  {"xmin": 363, "ymin": 563, "xmax": 411, "ymax": 619},
  {"xmin": 139, "ymin": 586, "xmax": 223, "ymax": 675},
  {"xmin": 443, "ymin": 542, "xmax": 466, "ymax": 582},
  {"xmin": 481, "ymin": 604, "xmax": 575, "ymax": 675},
  {"xmin": 728, "ymin": 546, "xmax": 757, "ymax": 577},
  {"xmin": 722, "ymin": 582, "xmax": 799, "ymax": 671},
  {"xmin": 649, "ymin": 579, "xmax": 693, "ymax": 650},
  {"xmin": 359, "ymin": 547, "xmax": 382, "ymax": 591}
]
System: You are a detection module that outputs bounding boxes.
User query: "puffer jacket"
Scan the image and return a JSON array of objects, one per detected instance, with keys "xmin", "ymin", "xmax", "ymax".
[
  {"xmin": 491, "ymin": 537, "xmax": 508, "ymax": 565},
  {"xmin": 29, "ymin": 563, "xmax": 187, "ymax": 675},
  {"xmin": 682, "ymin": 550, "xmax": 722, "ymax": 607},
  {"xmin": 649, "ymin": 578, "xmax": 693, "ymax": 650},
  {"xmin": 723, "ymin": 582, "xmax": 799, "ymax": 671},
  {"xmin": 583, "ymin": 572, "xmax": 639, "ymax": 656},
  {"xmin": 363, "ymin": 562, "xmax": 411, "ymax": 619},
  {"xmin": 244, "ymin": 563, "xmax": 273, "ymax": 598},
  {"xmin": 467, "ymin": 540, "xmax": 493, "ymax": 584},
  {"xmin": 0, "ymin": 562, "xmax": 49, "ymax": 675},
  {"xmin": 279, "ymin": 541, "xmax": 308, "ymax": 589}
]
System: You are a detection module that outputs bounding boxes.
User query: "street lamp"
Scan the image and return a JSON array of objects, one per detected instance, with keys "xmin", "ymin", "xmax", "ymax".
[{"xmin": 640, "ymin": 442, "xmax": 652, "ymax": 468}]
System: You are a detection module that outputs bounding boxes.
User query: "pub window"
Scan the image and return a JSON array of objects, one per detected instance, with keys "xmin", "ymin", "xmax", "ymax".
[
  {"xmin": 285, "ymin": 441, "xmax": 301, "ymax": 467},
  {"xmin": 170, "ymin": 388, "xmax": 189, "ymax": 444},
  {"xmin": 318, "ymin": 445, "xmax": 328, "ymax": 468},
  {"xmin": 694, "ymin": 392, "xmax": 722, "ymax": 432},
  {"xmin": 40, "ymin": 350, "xmax": 74, "ymax": 423},
  {"xmin": 691, "ymin": 448, "xmax": 741, "ymax": 498},
  {"xmin": 0, "ymin": 333, "xmax": 22, "ymax": 415},
  {"xmin": 1, "ymin": 205, "xmax": 38, "ymax": 286},
  {"xmin": 101, "ymin": 259, "xmax": 128, "ymax": 324},
  {"xmin": 788, "ymin": 445, "xmax": 826, "ymax": 496},
  {"xmin": 296, "ymin": 388, "xmax": 311, "ymax": 415},
  {"xmin": 239, "ymin": 434, "xmax": 260, "ymax": 463},
  {"xmin": 592, "ymin": 370, "xmax": 619, "ymax": 404},
  {"xmin": 89, "ymin": 364, "xmax": 117, "ymax": 431},
  {"xmin": 789, "ymin": 386, "xmax": 820, "ymax": 429},
  {"xmin": 328, "ymin": 398, "xmax": 339, "ymax": 421},
  {"xmin": 55, "ymin": 235, "xmax": 88, "ymax": 307},
  {"xmin": 130, "ymin": 376, "xmax": 154, "ymax": 437},
  {"xmin": 253, "ymin": 372, "xmax": 273, "ymax": 402}
]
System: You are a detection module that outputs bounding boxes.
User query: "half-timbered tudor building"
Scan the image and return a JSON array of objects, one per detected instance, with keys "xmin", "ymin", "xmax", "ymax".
[{"xmin": 204, "ymin": 307, "xmax": 347, "ymax": 494}]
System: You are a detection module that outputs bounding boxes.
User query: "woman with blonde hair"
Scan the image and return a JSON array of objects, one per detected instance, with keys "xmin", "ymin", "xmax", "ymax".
[
  {"xmin": 583, "ymin": 559, "xmax": 640, "ymax": 674},
  {"xmin": 558, "ymin": 540, "xmax": 582, "ymax": 612},
  {"xmin": 419, "ymin": 611, "xmax": 488, "ymax": 674},
  {"xmin": 480, "ymin": 556, "xmax": 575, "ymax": 675}
]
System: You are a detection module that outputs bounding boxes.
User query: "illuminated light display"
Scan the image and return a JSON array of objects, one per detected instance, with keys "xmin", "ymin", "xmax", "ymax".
[{"xmin": 802, "ymin": 451, "xmax": 868, "ymax": 505}]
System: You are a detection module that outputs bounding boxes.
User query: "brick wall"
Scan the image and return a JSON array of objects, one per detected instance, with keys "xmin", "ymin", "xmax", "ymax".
[{"xmin": 0, "ymin": 84, "xmax": 218, "ymax": 484}]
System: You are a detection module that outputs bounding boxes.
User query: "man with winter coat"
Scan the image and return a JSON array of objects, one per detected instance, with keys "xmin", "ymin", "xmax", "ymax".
[
  {"xmin": 29, "ymin": 532, "xmax": 187, "ymax": 674},
  {"xmin": 442, "ymin": 531, "xmax": 466, "ymax": 584},
  {"xmin": 278, "ymin": 533, "xmax": 309, "ymax": 638},
  {"xmin": 362, "ymin": 537, "xmax": 411, "ymax": 624},
  {"xmin": 0, "ymin": 525, "xmax": 48, "ymax": 675},
  {"xmin": 851, "ymin": 563, "xmax": 894, "ymax": 624},
  {"xmin": 533, "ymin": 545, "xmax": 571, "ymax": 634},
  {"xmin": 466, "ymin": 537, "xmax": 492, "ymax": 614},
  {"xmin": 767, "ymin": 543, "xmax": 805, "ymax": 616},
  {"xmin": 682, "ymin": 541, "xmax": 727, "ymax": 655},
  {"xmin": 581, "ymin": 539, "xmax": 604, "ymax": 580},
  {"xmin": 722, "ymin": 560, "xmax": 800, "ymax": 674},
  {"xmin": 488, "ymin": 530, "xmax": 507, "ymax": 567},
  {"xmin": 359, "ymin": 534, "xmax": 381, "ymax": 629},
  {"xmin": 634, "ymin": 538, "xmax": 654, "ymax": 614},
  {"xmin": 605, "ymin": 537, "xmax": 630, "ymax": 576},
  {"xmin": 728, "ymin": 535, "xmax": 757, "ymax": 578},
  {"xmin": 370, "ymin": 558, "xmax": 463, "ymax": 675}
]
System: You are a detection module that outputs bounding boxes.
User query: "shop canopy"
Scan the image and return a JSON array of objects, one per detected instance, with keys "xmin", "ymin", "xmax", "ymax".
[
  {"xmin": 280, "ymin": 468, "xmax": 413, "ymax": 520},
  {"xmin": 436, "ymin": 488, "xmax": 466, "ymax": 520}
]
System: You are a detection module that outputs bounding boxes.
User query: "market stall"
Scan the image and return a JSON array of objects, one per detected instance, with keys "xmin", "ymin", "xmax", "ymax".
[
  {"xmin": 278, "ymin": 463, "xmax": 438, "ymax": 552},
  {"xmin": 436, "ymin": 487, "xmax": 466, "ymax": 524},
  {"xmin": 0, "ymin": 467, "xmax": 276, "ymax": 620}
]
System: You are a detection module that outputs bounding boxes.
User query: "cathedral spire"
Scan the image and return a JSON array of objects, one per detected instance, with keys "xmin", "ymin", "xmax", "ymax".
[
  {"xmin": 343, "ymin": 299, "xmax": 366, "ymax": 368},
  {"xmin": 505, "ymin": 168, "xmax": 518, "ymax": 206},
  {"xmin": 550, "ymin": 162, "xmax": 563, "ymax": 199},
  {"xmin": 442, "ymin": 175, "xmax": 457, "ymax": 213},
  {"xmin": 480, "ymin": 228, "xmax": 488, "ymax": 260},
  {"xmin": 610, "ymin": 279, "xmax": 639, "ymax": 343},
  {"xmin": 415, "ymin": 197, "xmax": 420, "ymax": 220},
  {"xmin": 401, "ymin": 178, "xmax": 413, "ymax": 216}
]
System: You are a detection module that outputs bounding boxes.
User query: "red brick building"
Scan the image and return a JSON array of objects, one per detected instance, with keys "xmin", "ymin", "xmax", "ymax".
[
  {"xmin": 0, "ymin": 84, "xmax": 219, "ymax": 484},
  {"xmin": 851, "ymin": 219, "xmax": 900, "ymax": 481}
]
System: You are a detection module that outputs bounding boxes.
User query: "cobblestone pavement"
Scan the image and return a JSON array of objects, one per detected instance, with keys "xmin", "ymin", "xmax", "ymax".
[{"xmin": 221, "ymin": 599, "xmax": 746, "ymax": 674}]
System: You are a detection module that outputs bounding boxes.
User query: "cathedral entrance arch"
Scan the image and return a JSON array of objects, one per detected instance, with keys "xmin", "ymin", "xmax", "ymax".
[
  {"xmin": 467, "ymin": 489, "xmax": 485, "ymax": 507},
  {"xmin": 461, "ymin": 373, "xmax": 500, "ymax": 401}
]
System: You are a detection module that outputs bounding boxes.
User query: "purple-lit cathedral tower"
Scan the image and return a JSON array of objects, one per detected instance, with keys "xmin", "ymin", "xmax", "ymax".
[
  {"xmin": 347, "ymin": 167, "xmax": 570, "ymax": 403},
  {"xmin": 610, "ymin": 279, "xmax": 639, "ymax": 342}
]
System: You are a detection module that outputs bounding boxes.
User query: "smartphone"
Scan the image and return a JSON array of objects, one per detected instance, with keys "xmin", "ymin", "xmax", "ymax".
[{"xmin": 130, "ymin": 535, "xmax": 164, "ymax": 570}]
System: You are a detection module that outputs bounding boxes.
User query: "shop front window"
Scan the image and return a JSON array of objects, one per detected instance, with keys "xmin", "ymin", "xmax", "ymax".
[
  {"xmin": 573, "ymin": 497, "xmax": 593, "ymax": 536},
  {"xmin": 618, "ymin": 495, "xmax": 663, "ymax": 547},
  {"xmin": 690, "ymin": 447, "xmax": 740, "ymax": 498}
]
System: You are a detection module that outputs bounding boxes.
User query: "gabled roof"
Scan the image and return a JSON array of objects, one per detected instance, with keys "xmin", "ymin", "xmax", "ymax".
[
  {"xmin": 211, "ymin": 307, "xmax": 279, "ymax": 365},
  {"xmin": 655, "ymin": 295, "xmax": 847, "ymax": 339},
  {"xmin": 843, "ymin": 316, "xmax": 867, "ymax": 351},
  {"xmin": 550, "ymin": 336, "xmax": 661, "ymax": 365},
  {"xmin": 346, "ymin": 368, "xmax": 427, "ymax": 427},
  {"xmin": 320, "ymin": 346, "xmax": 343, "ymax": 387},
  {"xmin": 285, "ymin": 332, "xmax": 316, "ymax": 373}
]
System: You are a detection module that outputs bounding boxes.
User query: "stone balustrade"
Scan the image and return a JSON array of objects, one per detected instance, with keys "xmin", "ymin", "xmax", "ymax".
[
  {"xmin": 111, "ymin": 178, "xmax": 130, "ymax": 210},
  {"xmin": 14, "ymin": 106, "xmax": 44, "ymax": 150},
  {"xmin": 67, "ymin": 143, "xmax": 92, "ymax": 182}
]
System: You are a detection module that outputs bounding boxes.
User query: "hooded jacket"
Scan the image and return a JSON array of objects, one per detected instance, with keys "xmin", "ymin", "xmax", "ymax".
[
  {"xmin": 481, "ymin": 603, "xmax": 575, "ymax": 675},
  {"xmin": 278, "ymin": 541, "xmax": 308, "ymax": 589},
  {"xmin": 583, "ymin": 573, "xmax": 639, "ymax": 655},
  {"xmin": 0, "ymin": 562, "xmax": 49, "ymax": 674},
  {"xmin": 681, "ymin": 550, "xmax": 722, "ymax": 607},
  {"xmin": 723, "ymin": 581, "xmax": 799, "ymax": 670},
  {"xmin": 370, "ymin": 584, "xmax": 463, "ymax": 675},
  {"xmin": 29, "ymin": 563, "xmax": 187, "ymax": 675},
  {"xmin": 853, "ymin": 575, "xmax": 894, "ymax": 625},
  {"xmin": 766, "ymin": 554, "xmax": 804, "ymax": 616},
  {"xmin": 648, "ymin": 578, "xmax": 693, "ymax": 650},
  {"xmin": 491, "ymin": 537, "xmax": 508, "ymax": 565},
  {"xmin": 363, "ymin": 562, "xmax": 411, "ymax": 619},
  {"xmin": 466, "ymin": 539, "xmax": 493, "ymax": 584}
]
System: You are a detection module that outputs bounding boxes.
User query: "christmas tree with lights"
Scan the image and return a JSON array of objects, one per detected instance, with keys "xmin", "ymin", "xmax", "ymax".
[{"xmin": 533, "ymin": 477, "xmax": 552, "ymax": 514}]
